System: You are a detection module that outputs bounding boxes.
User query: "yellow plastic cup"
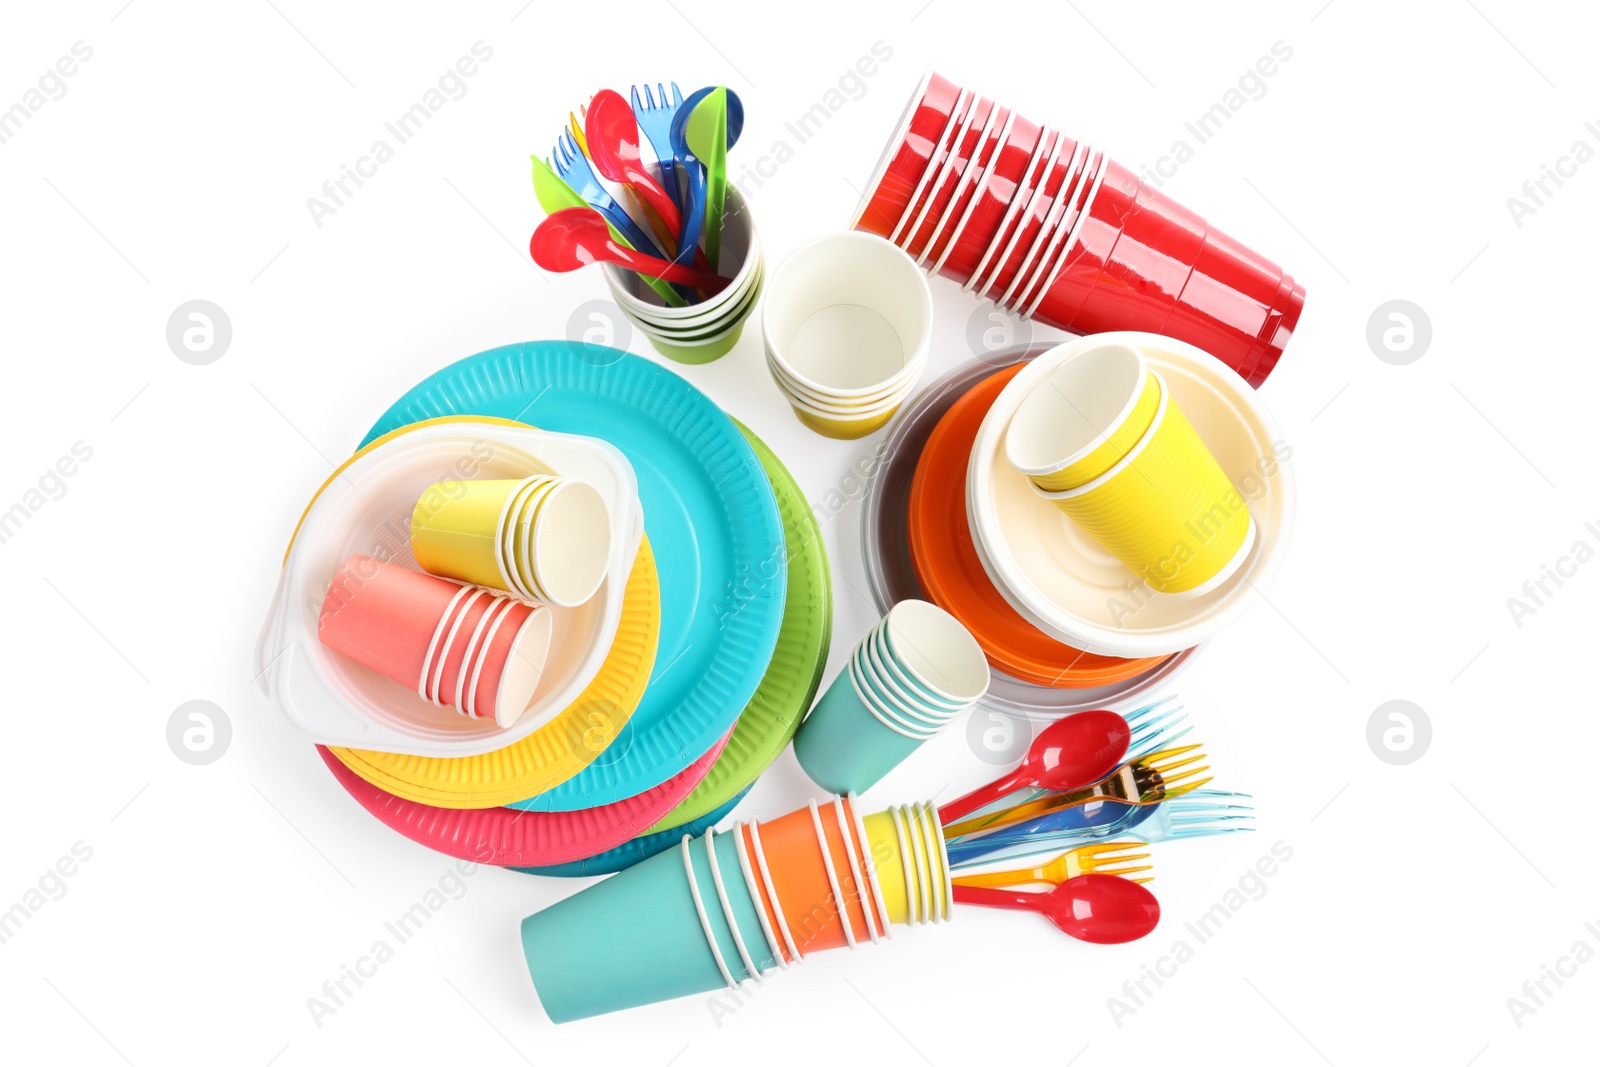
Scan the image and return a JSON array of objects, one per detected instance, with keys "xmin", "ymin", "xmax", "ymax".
[
  {"xmin": 1040, "ymin": 374, "xmax": 1255, "ymax": 595},
  {"xmin": 1005, "ymin": 341, "xmax": 1162, "ymax": 492},
  {"xmin": 410, "ymin": 478, "xmax": 529, "ymax": 590}
]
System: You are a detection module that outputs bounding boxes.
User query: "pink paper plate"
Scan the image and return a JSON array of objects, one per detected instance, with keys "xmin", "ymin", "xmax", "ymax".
[{"xmin": 316, "ymin": 726, "xmax": 733, "ymax": 866}]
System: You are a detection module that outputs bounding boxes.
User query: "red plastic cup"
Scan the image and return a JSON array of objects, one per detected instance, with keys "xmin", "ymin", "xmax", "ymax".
[
  {"xmin": 853, "ymin": 74, "xmax": 1306, "ymax": 384},
  {"xmin": 974, "ymin": 130, "xmax": 1073, "ymax": 299},
  {"xmin": 951, "ymin": 114, "xmax": 1045, "ymax": 289},
  {"xmin": 853, "ymin": 72, "xmax": 961, "ymax": 239},
  {"xmin": 995, "ymin": 141, "xmax": 1091, "ymax": 307},
  {"xmin": 902, "ymin": 94, "xmax": 994, "ymax": 261},
  {"xmin": 922, "ymin": 105, "xmax": 1013, "ymax": 271},
  {"xmin": 1028, "ymin": 160, "xmax": 1302, "ymax": 385},
  {"xmin": 929, "ymin": 107, "xmax": 1031, "ymax": 281}
]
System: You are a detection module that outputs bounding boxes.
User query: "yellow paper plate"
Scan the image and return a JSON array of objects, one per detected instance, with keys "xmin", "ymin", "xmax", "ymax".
[{"xmin": 280, "ymin": 415, "xmax": 661, "ymax": 808}]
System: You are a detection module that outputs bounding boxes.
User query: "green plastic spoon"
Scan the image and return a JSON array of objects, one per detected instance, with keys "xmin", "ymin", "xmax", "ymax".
[
  {"xmin": 530, "ymin": 155, "xmax": 686, "ymax": 308},
  {"xmin": 684, "ymin": 88, "xmax": 729, "ymax": 272}
]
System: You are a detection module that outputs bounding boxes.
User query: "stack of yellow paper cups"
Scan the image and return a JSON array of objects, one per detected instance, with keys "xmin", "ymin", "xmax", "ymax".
[
  {"xmin": 1004, "ymin": 341, "xmax": 1254, "ymax": 595},
  {"xmin": 409, "ymin": 476, "xmax": 612, "ymax": 607}
]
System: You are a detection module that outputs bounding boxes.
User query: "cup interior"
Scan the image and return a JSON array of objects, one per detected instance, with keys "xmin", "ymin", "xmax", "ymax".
[
  {"xmin": 863, "ymin": 626, "xmax": 966, "ymax": 713},
  {"xmin": 605, "ymin": 185, "xmax": 758, "ymax": 319},
  {"xmin": 765, "ymin": 232, "xmax": 931, "ymax": 398},
  {"xmin": 883, "ymin": 599, "xmax": 989, "ymax": 703},
  {"xmin": 528, "ymin": 480, "xmax": 612, "ymax": 607},
  {"xmin": 1006, "ymin": 341, "xmax": 1148, "ymax": 475}
]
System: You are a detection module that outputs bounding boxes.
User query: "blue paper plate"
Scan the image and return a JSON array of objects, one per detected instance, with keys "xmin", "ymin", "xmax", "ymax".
[
  {"xmin": 363, "ymin": 342, "xmax": 786, "ymax": 809},
  {"xmin": 515, "ymin": 785, "xmax": 754, "ymax": 877}
]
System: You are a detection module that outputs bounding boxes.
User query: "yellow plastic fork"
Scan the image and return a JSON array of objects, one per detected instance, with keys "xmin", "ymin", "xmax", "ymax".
[
  {"xmin": 943, "ymin": 744, "xmax": 1212, "ymax": 838},
  {"xmin": 953, "ymin": 841, "xmax": 1154, "ymax": 889}
]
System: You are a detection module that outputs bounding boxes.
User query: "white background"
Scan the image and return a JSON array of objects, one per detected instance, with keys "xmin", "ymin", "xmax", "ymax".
[{"xmin": 1, "ymin": 1, "xmax": 1595, "ymax": 1063}]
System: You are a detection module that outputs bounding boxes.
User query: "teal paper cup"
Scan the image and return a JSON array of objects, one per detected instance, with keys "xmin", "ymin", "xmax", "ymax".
[
  {"xmin": 521, "ymin": 838, "xmax": 731, "ymax": 1022},
  {"xmin": 793, "ymin": 664, "xmax": 929, "ymax": 793}
]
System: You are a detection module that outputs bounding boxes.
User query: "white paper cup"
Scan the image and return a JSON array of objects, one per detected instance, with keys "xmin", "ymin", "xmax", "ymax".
[{"xmin": 763, "ymin": 231, "xmax": 932, "ymax": 403}]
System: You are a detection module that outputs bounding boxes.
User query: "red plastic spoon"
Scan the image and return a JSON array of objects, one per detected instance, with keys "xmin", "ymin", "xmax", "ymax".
[
  {"xmin": 953, "ymin": 873, "xmax": 1159, "ymax": 943},
  {"xmin": 585, "ymin": 89, "xmax": 684, "ymax": 240},
  {"xmin": 938, "ymin": 710, "xmax": 1131, "ymax": 824},
  {"xmin": 530, "ymin": 207, "xmax": 728, "ymax": 292}
]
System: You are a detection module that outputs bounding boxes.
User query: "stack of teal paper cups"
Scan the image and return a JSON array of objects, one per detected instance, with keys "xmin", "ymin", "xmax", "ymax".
[{"xmin": 794, "ymin": 600, "xmax": 990, "ymax": 793}]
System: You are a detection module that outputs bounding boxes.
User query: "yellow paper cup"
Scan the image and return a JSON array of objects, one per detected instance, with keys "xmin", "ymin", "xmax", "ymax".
[
  {"xmin": 410, "ymin": 478, "xmax": 531, "ymax": 590},
  {"xmin": 1040, "ymin": 375, "xmax": 1255, "ymax": 595},
  {"xmin": 1005, "ymin": 341, "xmax": 1162, "ymax": 492},
  {"xmin": 508, "ymin": 477, "xmax": 611, "ymax": 607}
]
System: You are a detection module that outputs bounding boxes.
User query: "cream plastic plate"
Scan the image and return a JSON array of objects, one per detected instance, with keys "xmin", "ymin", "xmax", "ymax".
[{"xmin": 966, "ymin": 332, "xmax": 1294, "ymax": 657}]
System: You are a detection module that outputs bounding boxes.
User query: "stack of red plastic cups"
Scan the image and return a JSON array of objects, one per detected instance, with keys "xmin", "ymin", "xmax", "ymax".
[{"xmin": 852, "ymin": 72, "xmax": 1304, "ymax": 387}]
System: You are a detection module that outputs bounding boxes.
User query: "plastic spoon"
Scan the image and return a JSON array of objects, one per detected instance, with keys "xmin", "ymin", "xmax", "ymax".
[
  {"xmin": 938, "ymin": 710, "xmax": 1131, "ymax": 824},
  {"xmin": 585, "ymin": 89, "xmax": 684, "ymax": 243},
  {"xmin": 953, "ymin": 873, "xmax": 1159, "ymax": 943},
  {"xmin": 670, "ymin": 87, "xmax": 745, "ymax": 270},
  {"xmin": 529, "ymin": 157, "xmax": 686, "ymax": 308},
  {"xmin": 530, "ymin": 207, "xmax": 728, "ymax": 292},
  {"xmin": 685, "ymin": 87, "xmax": 729, "ymax": 271}
]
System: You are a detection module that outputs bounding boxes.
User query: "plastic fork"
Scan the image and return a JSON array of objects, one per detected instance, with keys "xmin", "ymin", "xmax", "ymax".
[
  {"xmin": 631, "ymin": 82, "xmax": 684, "ymax": 210},
  {"xmin": 948, "ymin": 791, "xmax": 1254, "ymax": 867},
  {"xmin": 953, "ymin": 840, "xmax": 1153, "ymax": 889},
  {"xmin": 568, "ymin": 107, "xmax": 588, "ymax": 159},
  {"xmin": 942, "ymin": 744, "xmax": 1212, "ymax": 839},
  {"xmin": 950, "ymin": 697, "xmax": 1191, "ymax": 828},
  {"xmin": 551, "ymin": 132, "xmax": 667, "ymax": 261}
]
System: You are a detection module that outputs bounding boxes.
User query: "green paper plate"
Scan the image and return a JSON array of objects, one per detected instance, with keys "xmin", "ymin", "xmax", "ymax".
[{"xmin": 644, "ymin": 420, "xmax": 832, "ymax": 833}]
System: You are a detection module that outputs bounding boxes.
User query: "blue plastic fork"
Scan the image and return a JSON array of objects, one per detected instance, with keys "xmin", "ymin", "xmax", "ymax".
[
  {"xmin": 551, "ymin": 132, "xmax": 666, "ymax": 260},
  {"xmin": 947, "ymin": 790, "xmax": 1256, "ymax": 867},
  {"xmin": 631, "ymin": 82, "xmax": 684, "ymax": 212}
]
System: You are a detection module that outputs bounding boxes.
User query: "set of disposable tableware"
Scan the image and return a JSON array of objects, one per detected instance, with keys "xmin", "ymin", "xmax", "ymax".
[
  {"xmin": 254, "ymin": 66, "xmax": 1306, "ymax": 1028},
  {"xmin": 530, "ymin": 83, "xmax": 760, "ymax": 362}
]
